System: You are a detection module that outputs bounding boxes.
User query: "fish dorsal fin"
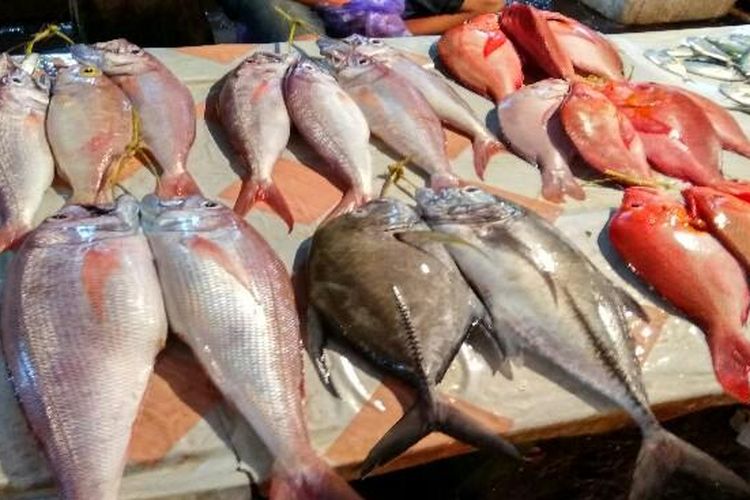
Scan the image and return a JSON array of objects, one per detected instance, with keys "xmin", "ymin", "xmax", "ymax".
[{"xmin": 391, "ymin": 284, "xmax": 430, "ymax": 395}]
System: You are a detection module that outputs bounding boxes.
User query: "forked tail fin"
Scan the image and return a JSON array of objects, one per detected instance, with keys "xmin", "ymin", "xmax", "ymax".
[
  {"xmin": 472, "ymin": 135, "xmax": 505, "ymax": 180},
  {"xmin": 630, "ymin": 429, "xmax": 750, "ymax": 499},
  {"xmin": 540, "ymin": 164, "xmax": 586, "ymax": 203},
  {"xmin": 707, "ymin": 326, "xmax": 750, "ymax": 402},
  {"xmin": 234, "ymin": 178, "xmax": 294, "ymax": 231},
  {"xmin": 156, "ymin": 170, "xmax": 202, "ymax": 199},
  {"xmin": 322, "ymin": 189, "xmax": 367, "ymax": 224}
]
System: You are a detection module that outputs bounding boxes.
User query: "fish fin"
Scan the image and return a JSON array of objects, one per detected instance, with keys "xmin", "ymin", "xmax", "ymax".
[
  {"xmin": 630, "ymin": 429, "xmax": 750, "ymax": 500},
  {"xmin": 323, "ymin": 189, "xmax": 367, "ymax": 224},
  {"xmin": 614, "ymin": 286, "xmax": 650, "ymax": 323},
  {"xmin": 711, "ymin": 180, "xmax": 750, "ymax": 204},
  {"xmin": 540, "ymin": 166, "xmax": 586, "ymax": 202},
  {"xmin": 360, "ymin": 393, "xmax": 519, "ymax": 478},
  {"xmin": 234, "ymin": 178, "xmax": 294, "ymax": 232},
  {"xmin": 81, "ymin": 246, "xmax": 121, "ymax": 323},
  {"xmin": 394, "ymin": 230, "xmax": 490, "ymax": 260},
  {"xmin": 156, "ymin": 170, "xmax": 202, "ymax": 199},
  {"xmin": 270, "ymin": 456, "xmax": 361, "ymax": 500},
  {"xmin": 472, "ymin": 135, "xmax": 505, "ymax": 180},
  {"xmin": 0, "ymin": 223, "xmax": 29, "ymax": 253},
  {"xmin": 466, "ymin": 319, "xmax": 513, "ymax": 379},
  {"xmin": 707, "ymin": 327, "xmax": 750, "ymax": 402},
  {"xmin": 306, "ymin": 305, "xmax": 339, "ymax": 398},
  {"xmin": 430, "ymin": 172, "xmax": 460, "ymax": 190}
]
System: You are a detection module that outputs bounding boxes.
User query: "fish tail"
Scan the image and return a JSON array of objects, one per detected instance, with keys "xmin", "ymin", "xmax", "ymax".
[
  {"xmin": 472, "ymin": 135, "xmax": 505, "ymax": 180},
  {"xmin": 630, "ymin": 428, "xmax": 750, "ymax": 499},
  {"xmin": 0, "ymin": 223, "xmax": 28, "ymax": 252},
  {"xmin": 156, "ymin": 170, "xmax": 202, "ymax": 199},
  {"xmin": 540, "ymin": 167, "xmax": 586, "ymax": 203},
  {"xmin": 323, "ymin": 189, "xmax": 367, "ymax": 224},
  {"xmin": 359, "ymin": 392, "xmax": 518, "ymax": 478},
  {"xmin": 707, "ymin": 326, "xmax": 750, "ymax": 402},
  {"xmin": 430, "ymin": 172, "xmax": 460, "ymax": 191},
  {"xmin": 270, "ymin": 456, "xmax": 361, "ymax": 500},
  {"xmin": 234, "ymin": 178, "xmax": 295, "ymax": 231}
]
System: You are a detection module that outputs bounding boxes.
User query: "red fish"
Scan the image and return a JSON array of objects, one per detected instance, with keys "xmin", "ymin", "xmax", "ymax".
[
  {"xmin": 540, "ymin": 10, "xmax": 624, "ymax": 80},
  {"xmin": 610, "ymin": 187, "xmax": 750, "ymax": 402},
  {"xmin": 500, "ymin": 4, "xmax": 575, "ymax": 80},
  {"xmin": 437, "ymin": 13, "xmax": 523, "ymax": 102},
  {"xmin": 561, "ymin": 81, "xmax": 653, "ymax": 183},
  {"xmin": 684, "ymin": 186, "xmax": 750, "ymax": 271}
]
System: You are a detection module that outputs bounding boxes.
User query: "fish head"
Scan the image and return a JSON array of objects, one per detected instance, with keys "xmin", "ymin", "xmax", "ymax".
[
  {"xmin": 465, "ymin": 12, "xmax": 501, "ymax": 32},
  {"xmin": 322, "ymin": 198, "xmax": 420, "ymax": 233},
  {"xmin": 683, "ymin": 186, "xmax": 746, "ymax": 226},
  {"xmin": 615, "ymin": 187, "xmax": 692, "ymax": 229},
  {"xmin": 0, "ymin": 66, "xmax": 49, "ymax": 109},
  {"xmin": 416, "ymin": 187, "xmax": 522, "ymax": 225},
  {"xmin": 71, "ymin": 39, "xmax": 154, "ymax": 76},
  {"xmin": 53, "ymin": 63, "xmax": 107, "ymax": 91},
  {"xmin": 140, "ymin": 195, "xmax": 232, "ymax": 234},
  {"xmin": 235, "ymin": 51, "xmax": 297, "ymax": 79},
  {"xmin": 289, "ymin": 58, "xmax": 337, "ymax": 84},
  {"xmin": 334, "ymin": 51, "xmax": 381, "ymax": 81},
  {"xmin": 33, "ymin": 195, "xmax": 140, "ymax": 246},
  {"xmin": 527, "ymin": 78, "xmax": 570, "ymax": 100}
]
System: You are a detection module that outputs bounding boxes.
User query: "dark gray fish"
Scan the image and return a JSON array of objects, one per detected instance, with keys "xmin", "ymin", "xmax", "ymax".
[
  {"xmin": 307, "ymin": 198, "xmax": 517, "ymax": 476},
  {"xmin": 412, "ymin": 186, "xmax": 750, "ymax": 500}
]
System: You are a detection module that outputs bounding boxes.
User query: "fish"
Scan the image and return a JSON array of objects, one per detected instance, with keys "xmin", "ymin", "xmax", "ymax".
[
  {"xmin": 683, "ymin": 59, "xmax": 745, "ymax": 81},
  {"xmin": 284, "ymin": 58, "xmax": 372, "ymax": 220},
  {"xmin": 643, "ymin": 49, "xmax": 691, "ymax": 81},
  {"xmin": 686, "ymin": 36, "xmax": 733, "ymax": 64},
  {"xmin": 0, "ymin": 65, "xmax": 54, "ymax": 251},
  {"xmin": 539, "ymin": 9, "xmax": 624, "ymax": 80},
  {"xmin": 560, "ymin": 81, "xmax": 653, "ymax": 184},
  {"xmin": 329, "ymin": 53, "xmax": 458, "ymax": 189},
  {"xmin": 499, "ymin": 4, "xmax": 576, "ymax": 79},
  {"xmin": 307, "ymin": 197, "xmax": 518, "ymax": 476},
  {"xmin": 707, "ymin": 37, "xmax": 748, "ymax": 59},
  {"xmin": 684, "ymin": 186, "xmax": 750, "ymax": 271},
  {"xmin": 496, "ymin": 78, "xmax": 584, "ymax": 202},
  {"xmin": 0, "ymin": 52, "xmax": 12, "ymax": 78},
  {"xmin": 436, "ymin": 13, "xmax": 523, "ymax": 102},
  {"xmin": 1, "ymin": 196, "xmax": 168, "ymax": 499},
  {"xmin": 218, "ymin": 52, "xmax": 295, "ymax": 227},
  {"xmin": 730, "ymin": 33, "xmax": 750, "ymax": 48},
  {"xmin": 71, "ymin": 39, "xmax": 201, "ymax": 198},
  {"xmin": 666, "ymin": 84, "xmax": 750, "ymax": 159},
  {"xmin": 740, "ymin": 49, "xmax": 750, "ymax": 77},
  {"xmin": 319, "ymin": 36, "xmax": 504, "ymax": 179},
  {"xmin": 664, "ymin": 44, "xmax": 696, "ymax": 58},
  {"xmin": 610, "ymin": 187, "xmax": 750, "ymax": 406},
  {"xmin": 414, "ymin": 185, "xmax": 750, "ymax": 500},
  {"xmin": 600, "ymin": 81, "xmax": 723, "ymax": 186},
  {"xmin": 721, "ymin": 82, "xmax": 750, "ymax": 107},
  {"xmin": 140, "ymin": 195, "xmax": 359, "ymax": 499},
  {"xmin": 46, "ymin": 64, "xmax": 133, "ymax": 205}
]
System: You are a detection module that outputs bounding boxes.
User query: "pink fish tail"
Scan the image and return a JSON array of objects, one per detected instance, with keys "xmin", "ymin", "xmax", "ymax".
[
  {"xmin": 156, "ymin": 171, "xmax": 202, "ymax": 199},
  {"xmin": 707, "ymin": 326, "xmax": 750, "ymax": 403},
  {"xmin": 472, "ymin": 135, "xmax": 505, "ymax": 180},
  {"xmin": 234, "ymin": 178, "xmax": 295, "ymax": 231},
  {"xmin": 430, "ymin": 171, "xmax": 460, "ymax": 191},
  {"xmin": 270, "ymin": 457, "xmax": 361, "ymax": 500},
  {"xmin": 323, "ymin": 189, "xmax": 366, "ymax": 224},
  {"xmin": 540, "ymin": 167, "xmax": 586, "ymax": 203}
]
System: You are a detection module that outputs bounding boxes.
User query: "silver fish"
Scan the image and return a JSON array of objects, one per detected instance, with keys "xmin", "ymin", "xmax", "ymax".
[
  {"xmin": 140, "ymin": 195, "xmax": 360, "ymax": 499},
  {"xmin": 740, "ymin": 49, "xmax": 750, "ymax": 77},
  {"xmin": 686, "ymin": 36, "xmax": 733, "ymax": 64},
  {"xmin": 730, "ymin": 33, "xmax": 750, "ymax": 48},
  {"xmin": 319, "ymin": 36, "xmax": 504, "ymax": 179},
  {"xmin": 720, "ymin": 82, "xmax": 750, "ymax": 106},
  {"xmin": 664, "ymin": 45, "xmax": 695, "ymax": 58},
  {"xmin": 0, "ymin": 65, "xmax": 54, "ymax": 251},
  {"xmin": 2, "ymin": 196, "xmax": 167, "ymax": 499},
  {"xmin": 412, "ymin": 186, "xmax": 750, "ymax": 500},
  {"xmin": 328, "ymin": 52, "xmax": 459, "ymax": 189},
  {"xmin": 284, "ymin": 58, "xmax": 373, "ymax": 220},
  {"xmin": 707, "ymin": 37, "xmax": 748, "ymax": 59},
  {"xmin": 683, "ymin": 59, "xmax": 745, "ymax": 81},
  {"xmin": 643, "ymin": 49, "xmax": 691, "ymax": 81}
]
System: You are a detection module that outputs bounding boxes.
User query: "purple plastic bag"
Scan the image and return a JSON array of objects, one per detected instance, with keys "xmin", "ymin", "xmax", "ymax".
[{"xmin": 317, "ymin": 0, "xmax": 411, "ymax": 38}]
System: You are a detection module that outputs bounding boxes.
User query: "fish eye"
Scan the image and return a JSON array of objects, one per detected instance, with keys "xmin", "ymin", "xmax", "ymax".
[
  {"xmin": 202, "ymin": 200, "xmax": 219, "ymax": 208},
  {"xmin": 81, "ymin": 66, "xmax": 99, "ymax": 76},
  {"xmin": 357, "ymin": 57, "xmax": 369, "ymax": 65},
  {"xmin": 48, "ymin": 213, "xmax": 68, "ymax": 220},
  {"xmin": 130, "ymin": 48, "xmax": 141, "ymax": 54},
  {"xmin": 464, "ymin": 186, "xmax": 480, "ymax": 193},
  {"xmin": 371, "ymin": 39, "xmax": 383, "ymax": 45},
  {"xmin": 11, "ymin": 75, "xmax": 22, "ymax": 84}
]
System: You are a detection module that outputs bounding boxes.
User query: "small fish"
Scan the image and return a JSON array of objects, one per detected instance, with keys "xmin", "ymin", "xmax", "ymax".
[
  {"xmin": 417, "ymin": 185, "xmax": 750, "ymax": 499},
  {"xmin": 664, "ymin": 44, "xmax": 696, "ymax": 58},
  {"xmin": 683, "ymin": 59, "xmax": 745, "ymax": 81},
  {"xmin": 740, "ymin": 49, "xmax": 750, "ymax": 77},
  {"xmin": 720, "ymin": 82, "xmax": 750, "ymax": 106},
  {"xmin": 730, "ymin": 33, "xmax": 750, "ymax": 48},
  {"xmin": 686, "ymin": 36, "xmax": 733, "ymax": 64},
  {"xmin": 2, "ymin": 197, "xmax": 168, "ymax": 499},
  {"xmin": 284, "ymin": 58, "xmax": 372, "ymax": 220},
  {"xmin": 707, "ymin": 37, "xmax": 748, "ymax": 59},
  {"xmin": 643, "ymin": 49, "xmax": 691, "ymax": 81}
]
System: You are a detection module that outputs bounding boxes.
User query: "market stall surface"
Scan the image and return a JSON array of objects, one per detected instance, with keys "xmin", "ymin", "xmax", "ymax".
[{"xmin": 1, "ymin": 25, "xmax": 749, "ymax": 499}]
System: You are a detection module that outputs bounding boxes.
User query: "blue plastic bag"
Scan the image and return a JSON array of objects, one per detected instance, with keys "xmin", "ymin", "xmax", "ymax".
[{"xmin": 317, "ymin": 0, "xmax": 411, "ymax": 38}]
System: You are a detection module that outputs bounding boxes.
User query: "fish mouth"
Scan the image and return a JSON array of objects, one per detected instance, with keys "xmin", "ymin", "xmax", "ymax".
[
  {"xmin": 140, "ymin": 195, "xmax": 227, "ymax": 232},
  {"xmin": 70, "ymin": 44, "xmax": 104, "ymax": 67}
]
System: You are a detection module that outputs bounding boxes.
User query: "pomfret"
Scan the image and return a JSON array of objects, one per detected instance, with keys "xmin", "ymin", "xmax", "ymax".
[
  {"xmin": 71, "ymin": 39, "xmax": 201, "ymax": 198},
  {"xmin": 218, "ymin": 52, "xmax": 295, "ymax": 226},
  {"xmin": 47, "ymin": 64, "xmax": 133, "ymax": 205},
  {"xmin": 416, "ymin": 186, "xmax": 750, "ymax": 500},
  {"xmin": 0, "ymin": 65, "xmax": 54, "ymax": 251},
  {"xmin": 307, "ymin": 198, "xmax": 517, "ymax": 475},
  {"xmin": 496, "ymin": 78, "xmax": 584, "ymax": 202},
  {"xmin": 284, "ymin": 58, "xmax": 372, "ymax": 220},
  {"xmin": 141, "ymin": 195, "xmax": 359, "ymax": 499},
  {"xmin": 320, "ymin": 36, "xmax": 504, "ymax": 179},
  {"xmin": 2, "ymin": 196, "xmax": 167, "ymax": 499},
  {"xmin": 330, "ymin": 53, "xmax": 458, "ymax": 189}
]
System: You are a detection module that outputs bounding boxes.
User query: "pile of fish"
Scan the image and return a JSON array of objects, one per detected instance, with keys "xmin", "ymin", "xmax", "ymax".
[
  {"xmin": 307, "ymin": 186, "xmax": 750, "ymax": 498},
  {"xmin": 0, "ymin": 42, "xmax": 359, "ymax": 499},
  {"xmin": 217, "ymin": 38, "xmax": 505, "ymax": 228}
]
